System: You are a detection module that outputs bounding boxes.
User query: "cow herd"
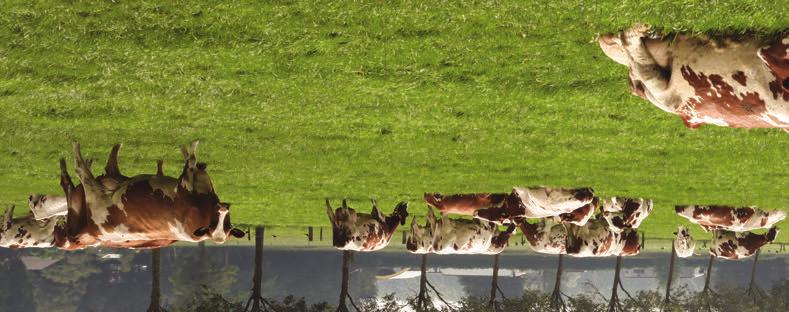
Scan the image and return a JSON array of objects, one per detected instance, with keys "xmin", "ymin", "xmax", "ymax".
[
  {"xmin": 327, "ymin": 188, "xmax": 786, "ymax": 260},
  {"xmin": 0, "ymin": 142, "xmax": 785, "ymax": 261},
  {"xmin": 0, "ymin": 142, "xmax": 245, "ymax": 250}
]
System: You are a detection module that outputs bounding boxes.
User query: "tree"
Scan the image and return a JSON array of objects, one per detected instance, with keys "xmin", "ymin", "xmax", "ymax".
[
  {"xmin": 487, "ymin": 254, "xmax": 506, "ymax": 311},
  {"xmin": 660, "ymin": 242, "xmax": 677, "ymax": 311},
  {"xmin": 605, "ymin": 256, "xmax": 636, "ymax": 312},
  {"xmin": 547, "ymin": 254, "xmax": 568, "ymax": 311},
  {"xmin": 746, "ymin": 250, "xmax": 764, "ymax": 303},
  {"xmin": 148, "ymin": 248, "xmax": 165, "ymax": 312},
  {"xmin": 245, "ymin": 226, "xmax": 278, "ymax": 312},
  {"xmin": 335, "ymin": 250, "xmax": 357, "ymax": 312}
]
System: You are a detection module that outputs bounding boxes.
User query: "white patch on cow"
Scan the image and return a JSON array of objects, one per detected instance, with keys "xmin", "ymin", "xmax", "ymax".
[
  {"xmin": 97, "ymin": 223, "xmax": 153, "ymax": 242},
  {"xmin": 525, "ymin": 219, "xmax": 568, "ymax": 255},
  {"xmin": 512, "ymin": 187, "xmax": 592, "ymax": 218},
  {"xmin": 674, "ymin": 225, "xmax": 695, "ymax": 258},
  {"xmin": 28, "ymin": 195, "xmax": 68, "ymax": 220},
  {"xmin": 168, "ymin": 220, "xmax": 196, "ymax": 242},
  {"xmin": 432, "ymin": 216, "xmax": 504, "ymax": 255},
  {"xmin": 210, "ymin": 209, "xmax": 229, "ymax": 243}
]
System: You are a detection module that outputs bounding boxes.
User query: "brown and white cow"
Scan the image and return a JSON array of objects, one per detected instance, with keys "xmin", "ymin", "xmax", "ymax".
[
  {"xmin": 55, "ymin": 142, "xmax": 245, "ymax": 250},
  {"xmin": 600, "ymin": 25, "xmax": 789, "ymax": 130},
  {"xmin": 519, "ymin": 218, "xmax": 641, "ymax": 257},
  {"xmin": 710, "ymin": 227, "xmax": 778, "ymax": 260},
  {"xmin": 0, "ymin": 205, "xmax": 61, "ymax": 248},
  {"xmin": 674, "ymin": 225, "xmax": 695, "ymax": 258},
  {"xmin": 425, "ymin": 187, "xmax": 596, "ymax": 226},
  {"xmin": 675, "ymin": 205, "xmax": 786, "ymax": 232},
  {"xmin": 326, "ymin": 199, "xmax": 408, "ymax": 252},
  {"xmin": 406, "ymin": 206, "xmax": 515, "ymax": 255},
  {"xmin": 601, "ymin": 197, "xmax": 652, "ymax": 233},
  {"xmin": 406, "ymin": 207, "xmax": 437, "ymax": 254}
]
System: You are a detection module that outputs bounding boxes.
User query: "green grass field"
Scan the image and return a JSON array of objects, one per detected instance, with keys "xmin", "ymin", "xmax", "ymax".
[{"xmin": 0, "ymin": 1, "xmax": 787, "ymax": 242}]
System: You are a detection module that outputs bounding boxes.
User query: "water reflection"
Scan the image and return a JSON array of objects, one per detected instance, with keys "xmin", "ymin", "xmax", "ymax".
[{"xmin": 1, "ymin": 240, "xmax": 786, "ymax": 311}]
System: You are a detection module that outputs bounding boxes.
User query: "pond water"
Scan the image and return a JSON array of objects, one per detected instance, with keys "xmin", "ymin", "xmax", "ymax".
[{"xmin": 1, "ymin": 226, "xmax": 787, "ymax": 312}]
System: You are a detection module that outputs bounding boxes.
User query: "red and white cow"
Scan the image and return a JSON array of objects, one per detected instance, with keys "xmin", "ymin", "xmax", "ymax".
[
  {"xmin": 710, "ymin": 227, "xmax": 778, "ymax": 260},
  {"xmin": 600, "ymin": 25, "xmax": 789, "ymax": 130},
  {"xmin": 425, "ymin": 187, "xmax": 596, "ymax": 226},
  {"xmin": 406, "ymin": 206, "xmax": 515, "ymax": 254},
  {"xmin": 55, "ymin": 142, "xmax": 245, "ymax": 250},
  {"xmin": 519, "ymin": 218, "xmax": 641, "ymax": 257},
  {"xmin": 601, "ymin": 197, "xmax": 652, "ymax": 233},
  {"xmin": 675, "ymin": 205, "xmax": 786, "ymax": 232},
  {"xmin": 0, "ymin": 205, "xmax": 61, "ymax": 248},
  {"xmin": 326, "ymin": 199, "xmax": 408, "ymax": 252},
  {"xmin": 673, "ymin": 225, "xmax": 695, "ymax": 258},
  {"xmin": 406, "ymin": 207, "xmax": 436, "ymax": 254}
]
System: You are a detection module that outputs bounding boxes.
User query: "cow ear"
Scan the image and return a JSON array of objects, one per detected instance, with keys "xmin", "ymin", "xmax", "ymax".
[
  {"xmin": 325, "ymin": 199, "xmax": 336, "ymax": 225},
  {"xmin": 230, "ymin": 228, "xmax": 245, "ymax": 238},
  {"xmin": 193, "ymin": 226, "xmax": 210, "ymax": 237}
]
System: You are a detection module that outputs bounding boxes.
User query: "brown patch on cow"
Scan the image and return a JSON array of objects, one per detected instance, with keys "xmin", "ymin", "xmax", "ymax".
[
  {"xmin": 679, "ymin": 66, "xmax": 785, "ymax": 128},
  {"xmin": 14, "ymin": 227, "xmax": 28, "ymax": 239},
  {"xmin": 101, "ymin": 205, "xmax": 128, "ymax": 232},
  {"xmin": 691, "ymin": 206, "xmax": 736, "ymax": 227},
  {"xmin": 731, "ymin": 71, "xmax": 747, "ymax": 86},
  {"xmin": 735, "ymin": 207, "xmax": 755, "ymax": 224},
  {"xmin": 759, "ymin": 38, "xmax": 789, "ymax": 101}
]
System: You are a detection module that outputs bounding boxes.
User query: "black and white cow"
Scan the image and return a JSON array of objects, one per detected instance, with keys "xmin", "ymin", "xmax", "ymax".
[
  {"xmin": 326, "ymin": 199, "xmax": 408, "ymax": 252},
  {"xmin": 406, "ymin": 206, "xmax": 515, "ymax": 254},
  {"xmin": 600, "ymin": 25, "xmax": 789, "ymax": 130}
]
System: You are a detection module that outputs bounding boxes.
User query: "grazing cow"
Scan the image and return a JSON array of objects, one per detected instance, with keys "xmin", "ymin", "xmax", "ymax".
[
  {"xmin": 406, "ymin": 207, "xmax": 437, "ymax": 254},
  {"xmin": 674, "ymin": 225, "xmax": 695, "ymax": 258},
  {"xmin": 518, "ymin": 218, "xmax": 568, "ymax": 255},
  {"xmin": 601, "ymin": 197, "xmax": 653, "ymax": 233},
  {"xmin": 710, "ymin": 227, "xmax": 778, "ymax": 260},
  {"xmin": 425, "ymin": 187, "xmax": 596, "ymax": 225},
  {"xmin": 600, "ymin": 25, "xmax": 789, "ymax": 130},
  {"xmin": 0, "ymin": 205, "xmax": 61, "ymax": 248},
  {"xmin": 675, "ymin": 205, "xmax": 786, "ymax": 232},
  {"xmin": 519, "ymin": 219, "xmax": 641, "ymax": 257},
  {"xmin": 55, "ymin": 142, "xmax": 245, "ymax": 250},
  {"xmin": 406, "ymin": 206, "xmax": 515, "ymax": 255},
  {"xmin": 326, "ymin": 199, "xmax": 408, "ymax": 252}
]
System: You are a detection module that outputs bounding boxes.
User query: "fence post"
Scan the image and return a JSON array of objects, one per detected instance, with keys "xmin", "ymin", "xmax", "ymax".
[
  {"xmin": 307, "ymin": 226, "xmax": 314, "ymax": 242},
  {"xmin": 319, "ymin": 227, "xmax": 324, "ymax": 241},
  {"xmin": 402, "ymin": 231, "xmax": 407, "ymax": 244}
]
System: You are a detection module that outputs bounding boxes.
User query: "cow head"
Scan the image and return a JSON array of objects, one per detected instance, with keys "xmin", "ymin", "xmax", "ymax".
[
  {"xmin": 191, "ymin": 195, "xmax": 245, "ymax": 244},
  {"xmin": 619, "ymin": 229, "xmax": 641, "ymax": 256},
  {"xmin": 767, "ymin": 210, "xmax": 787, "ymax": 227},
  {"xmin": 674, "ymin": 225, "xmax": 695, "ymax": 258},
  {"xmin": 406, "ymin": 206, "xmax": 436, "ymax": 253}
]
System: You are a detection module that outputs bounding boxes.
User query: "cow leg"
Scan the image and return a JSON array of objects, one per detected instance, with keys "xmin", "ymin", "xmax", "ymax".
[
  {"xmin": 73, "ymin": 143, "xmax": 105, "ymax": 196},
  {"xmin": 59, "ymin": 159, "xmax": 75, "ymax": 196},
  {"xmin": 178, "ymin": 141, "xmax": 199, "ymax": 192},
  {"xmin": 104, "ymin": 143, "xmax": 123, "ymax": 178},
  {"xmin": 156, "ymin": 160, "xmax": 164, "ymax": 176}
]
